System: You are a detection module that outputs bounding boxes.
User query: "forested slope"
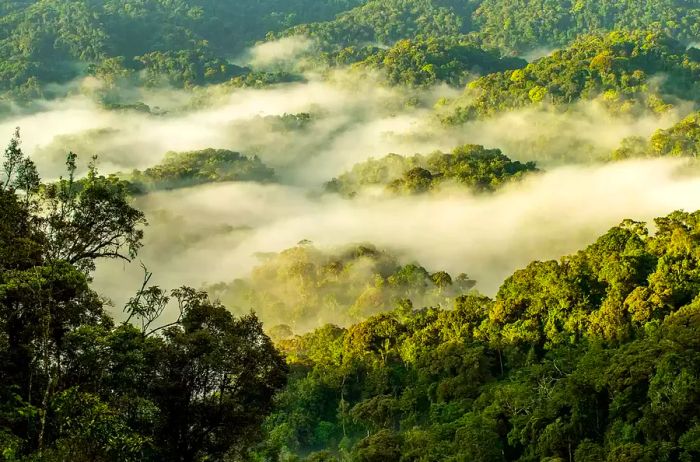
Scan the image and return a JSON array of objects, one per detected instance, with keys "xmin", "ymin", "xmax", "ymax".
[
  {"xmin": 6, "ymin": 0, "xmax": 700, "ymax": 97},
  {"xmin": 0, "ymin": 0, "xmax": 362, "ymax": 95},
  {"xmin": 255, "ymin": 211, "xmax": 700, "ymax": 461},
  {"xmin": 443, "ymin": 30, "xmax": 700, "ymax": 123},
  {"xmin": 325, "ymin": 144, "xmax": 538, "ymax": 197},
  {"xmin": 283, "ymin": 0, "xmax": 700, "ymax": 53},
  {"xmin": 0, "ymin": 133, "xmax": 287, "ymax": 460}
]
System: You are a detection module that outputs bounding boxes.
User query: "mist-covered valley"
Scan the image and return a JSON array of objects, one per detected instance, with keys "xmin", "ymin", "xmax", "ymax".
[
  {"xmin": 3, "ymin": 1, "xmax": 700, "ymax": 461},
  {"xmin": 4, "ymin": 48, "xmax": 697, "ymax": 325}
]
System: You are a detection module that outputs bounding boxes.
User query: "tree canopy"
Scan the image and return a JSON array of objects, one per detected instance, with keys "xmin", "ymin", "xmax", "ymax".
[
  {"xmin": 253, "ymin": 211, "xmax": 700, "ymax": 461},
  {"xmin": 127, "ymin": 148, "xmax": 277, "ymax": 193},
  {"xmin": 208, "ymin": 242, "xmax": 476, "ymax": 332},
  {"xmin": 442, "ymin": 30, "xmax": 700, "ymax": 124},
  {"xmin": 0, "ymin": 132, "xmax": 287, "ymax": 461},
  {"xmin": 325, "ymin": 144, "xmax": 538, "ymax": 197}
]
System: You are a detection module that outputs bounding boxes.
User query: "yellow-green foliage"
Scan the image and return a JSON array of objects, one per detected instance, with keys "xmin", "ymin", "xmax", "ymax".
[
  {"xmin": 208, "ymin": 242, "xmax": 476, "ymax": 331},
  {"xmin": 325, "ymin": 144, "xmax": 538, "ymax": 197},
  {"xmin": 128, "ymin": 148, "xmax": 276, "ymax": 192},
  {"xmin": 257, "ymin": 211, "xmax": 700, "ymax": 461},
  {"xmin": 613, "ymin": 111, "xmax": 700, "ymax": 159},
  {"xmin": 444, "ymin": 30, "xmax": 700, "ymax": 123}
]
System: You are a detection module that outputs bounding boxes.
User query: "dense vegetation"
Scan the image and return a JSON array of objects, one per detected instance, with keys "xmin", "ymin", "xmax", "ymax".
[
  {"xmin": 127, "ymin": 148, "xmax": 276, "ymax": 193},
  {"xmin": 254, "ymin": 211, "xmax": 700, "ymax": 461},
  {"xmin": 0, "ymin": 133, "xmax": 287, "ymax": 460},
  {"xmin": 283, "ymin": 0, "xmax": 700, "ymax": 55},
  {"xmin": 0, "ymin": 0, "xmax": 362, "ymax": 96},
  {"xmin": 3, "ymin": 1, "xmax": 700, "ymax": 461},
  {"xmin": 281, "ymin": 0, "xmax": 476, "ymax": 51},
  {"xmin": 442, "ymin": 30, "xmax": 700, "ymax": 123},
  {"xmin": 322, "ymin": 37, "xmax": 525, "ymax": 87},
  {"xmin": 473, "ymin": 0, "xmax": 700, "ymax": 54},
  {"xmin": 208, "ymin": 243, "xmax": 476, "ymax": 333},
  {"xmin": 325, "ymin": 145, "xmax": 538, "ymax": 197},
  {"xmin": 613, "ymin": 111, "xmax": 700, "ymax": 159},
  {"xmin": 5, "ymin": 0, "xmax": 700, "ymax": 97}
]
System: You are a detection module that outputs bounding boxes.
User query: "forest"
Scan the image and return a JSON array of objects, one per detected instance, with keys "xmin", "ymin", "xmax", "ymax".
[{"xmin": 2, "ymin": 1, "xmax": 700, "ymax": 461}]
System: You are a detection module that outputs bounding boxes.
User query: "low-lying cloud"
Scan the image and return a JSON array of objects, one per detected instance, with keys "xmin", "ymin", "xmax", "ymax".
[
  {"xmin": 235, "ymin": 36, "xmax": 315, "ymax": 70},
  {"xmin": 0, "ymin": 72, "xmax": 686, "ymax": 187},
  {"xmin": 1, "ymin": 55, "xmax": 698, "ymax": 329},
  {"xmin": 93, "ymin": 158, "xmax": 700, "ymax": 325}
]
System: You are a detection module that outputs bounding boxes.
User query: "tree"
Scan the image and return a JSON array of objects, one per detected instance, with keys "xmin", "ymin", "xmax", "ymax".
[
  {"xmin": 351, "ymin": 429, "xmax": 401, "ymax": 462},
  {"xmin": 150, "ymin": 288, "xmax": 288, "ymax": 461},
  {"xmin": 0, "ymin": 131, "xmax": 287, "ymax": 461},
  {"xmin": 41, "ymin": 153, "xmax": 146, "ymax": 273}
]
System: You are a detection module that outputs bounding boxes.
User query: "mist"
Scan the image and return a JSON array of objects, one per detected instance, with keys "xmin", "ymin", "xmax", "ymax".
[
  {"xmin": 0, "ymin": 51, "xmax": 698, "ymax": 329},
  {"xmin": 91, "ymin": 157, "xmax": 700, "ymax": 326},
  {"xmin": 235, "ymin": 36, "xmax": 315, "ymax": 70},
  {"xmin": 0, "ymin": 69, "xmax": 687, "ymax": 187}
]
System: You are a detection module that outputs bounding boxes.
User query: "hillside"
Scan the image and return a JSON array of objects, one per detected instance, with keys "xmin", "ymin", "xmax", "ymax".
[
  {"xmin": 474, "ymin": 0, "xmax": 700, "ymax": 53},
  {"xmin": 325, "ymin": 144, "xmax": 538, "ymax": 197},
  {"xmin": 321, "ymin": 37, "xmax": 525, "ymax": 87},
  {"xmin": 255, "ymin": 211, "xmax": 700, "ymax": 461},
  {"xmin": 442, "ymin": 30, "xmax": 700, "ymax": 123},
  {"xmin": 0, "ymin": 0, "xmax": 362, "ymax": 95},
  {"xmin": 283, "ymin": 0, "xmax": 700, "ymax": 54},
  {"xmin": 613, "ymin": 111, "xmax": 700, "ymax": 159},
  {"xmin": 208, "ymin": 242, "xmax": 476, "ymax": 331},
  {"xmin": 127, "ymin": 148, "xmax": 277, "ymax": 193}
]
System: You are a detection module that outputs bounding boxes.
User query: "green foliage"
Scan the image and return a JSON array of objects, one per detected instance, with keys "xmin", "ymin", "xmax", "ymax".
[
  {"xmin": 128, "ymin": 149, "xmax": 275, "ymax": 193},
  {"xmin": 41, "ymin": 154, "xmax": 147, "ymax": 272},
  {"xmin": 127, "ymin": 148, "xmax": 276, "ymax": 193},
  {"xmin": 325, "ymin": 144, "xmax": 538, "ymax": 197},
  {"xmin": 208, "ymin": 242, "xmax": 476, "ymax": 331},
  {"xmin": 443, "ymin": 30, "xmax": 700, "ymax": 123},
  {"xmin": 0, "ymin": 0, "xmax": 363, "ymax": 95},
  {"xmin": 255, "ymin": 211, "xmax": 700, "ymax": 461},
  {"xmin": 5, "ymin": 0, "xmax": 700, "ymax": 97},
  {"xmin": 4, "ymin": 6, "xmax": 700, "ymax": 462},
  {"xmin": 613, "ymin": 111, "xmax": 700, "ymax": 159},
  {"xmin": 286, "ymin": 0, "xmax": 700, "ymax": 57},
  {"xmin": 323, "ymin": 36, "xmax": 525, "ymax": 87},
  {"xmin": 474, "ymin": 0, "xmax": 700, "ymax": 54},
  {"xmin": 281, "ymin": 0, "xmax": 477, "ymax": 51},
  {"xmin": 135, "ymin": 48, "xmax": 247, "ymax": 88},
  {"xmin": 227, "ymin": 71, "xmax": 306, "ymax": 89},
  {"xmin": 0, "ymin": 133, "xmax": 287, "ymax": 460}
]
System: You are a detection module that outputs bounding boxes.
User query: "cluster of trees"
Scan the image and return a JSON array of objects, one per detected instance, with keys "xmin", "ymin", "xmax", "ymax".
[
  {"xmin": 442, "ymin": 30, "xmax": 700, "ymax": 124},
  {"xmin": 254, "ymin": 211, "xmax": 700, "ymax": 461},
  {"xmin": 613, "ymin": 111, "xmax": 700, "ymax": 160},
  {"xmin": 0, "ymin": 0, "xmax": 361, "ymax": 96},
  {"xmin": 5, "ymin": 0, "xmax": 700, "ymax": 98},
  {"xmin": 4, "ymin": 3, "xmax": 700, "ymax": 460},
  {"xmin": 227, "ymin": 72, "xmax": 306, "ymax": 89},
  {"xmin": 281, "ymin": 0, "xmax": 476, "ymax": 51},
  {"xmin": 320, "ymin": 37, "xmax": 525, "ymax": 87},
  {"xmin": 473, "ymin": 0, "xmax": 700, "ymax": 54},
  {"xmin": 282, "ymin": 0, "xmax": 700, "ymax": 55},
  {"xmin": 0, "ymin": 132, "xmax": 287, "ymax": 460},
  {"xmin": 207, "ymin": 242, "xmax": 476, "ymax": 333},
  {"xmin": 133, "ymin": 49, "xmax": 247, "ymax": 88},
  {"xmin": 325, "ymin": 144, "xmax": 538, "ymax": 197},
  {"xmin": 126, "ymin": 148, "xmax": 276, "ymax": 193}
]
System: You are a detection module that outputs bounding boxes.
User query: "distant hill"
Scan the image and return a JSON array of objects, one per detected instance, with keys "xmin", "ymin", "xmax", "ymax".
[
  {"xmin": 442, "ymin": 30, "xmax": 700, "ymax": 124},
  {"xmin": 127, "ymin": 148, "xmax": 276, "ymax": 193},
  {"xmin": 325, "ymin": 144, "xmax": 538, "ymax": 197},
  {"xmin": 0, "ymin": 0, "xmax": 363, "ymax": 95}
]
